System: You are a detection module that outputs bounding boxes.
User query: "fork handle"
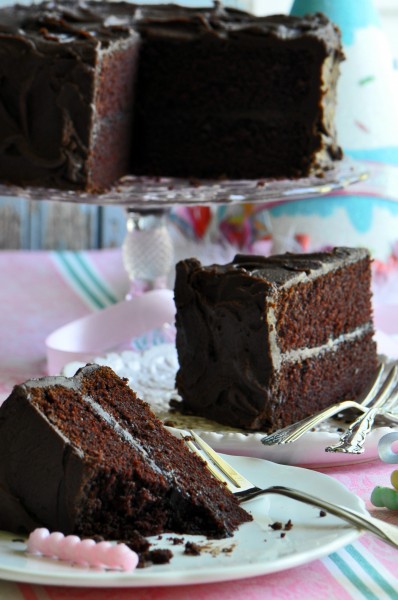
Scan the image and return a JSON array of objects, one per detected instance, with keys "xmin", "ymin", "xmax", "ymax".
[
  {"xmin": 243, "ymin": 486, "xmax": 398, "ymax": 548},
  {"xmin": 326, "ymin": 367, "xmax": 398, "ymax": 454},
  {"xmin": 261, "ymin": 401, "xmax": 366, "ymax": 446},
  {"xmin": 325, "ymin": 407, "xmax": 378, "ymax": 454}
]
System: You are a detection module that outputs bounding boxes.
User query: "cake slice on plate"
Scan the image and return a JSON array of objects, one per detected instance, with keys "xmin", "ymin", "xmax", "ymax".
[
  {"xmin": 174, "ymin": 247, "xmax": 378, "ymax": 431},
  {"xmin": 0, "ymin": 365, "xmax": 251, "ymax": 539}
]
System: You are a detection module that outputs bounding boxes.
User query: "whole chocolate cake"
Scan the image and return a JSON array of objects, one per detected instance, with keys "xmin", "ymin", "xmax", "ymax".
[
  {"xmin": 174, "ymin": 248, "xmax": 378, "ymax": 432},
  {"xmin": 0, "ymin": 1, "xmax": 343, "ymax": 191},
  {"xmin": 0, "ymin": 365, "xmax": 251, "ymax": 538}
]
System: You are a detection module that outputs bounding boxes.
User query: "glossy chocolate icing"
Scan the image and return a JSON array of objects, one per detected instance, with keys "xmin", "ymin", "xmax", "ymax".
[
  {"xmin": 0, "ymin": 367, "xmax": 111, "ymax": 535},
  {"xmin": 0, "ymin": 377, "xmax": 90, "ymax": 534},
  {"xmin": 230, "ymin": 247, "xmax": 368, "ymax": 284}
]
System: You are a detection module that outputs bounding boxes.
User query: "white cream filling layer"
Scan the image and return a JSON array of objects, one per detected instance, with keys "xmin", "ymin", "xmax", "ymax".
[
  {"xmin": 80, "ymin": 394, "xmax": 163, "ymax": 476},
  {"xmin": 270, "ymin": 322, "xmax": 373, "ymax": 371}
]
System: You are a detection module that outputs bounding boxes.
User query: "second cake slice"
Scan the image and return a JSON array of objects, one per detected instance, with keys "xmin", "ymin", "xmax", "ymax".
[{"xmin": 174, "ymin": 248, "xmax": 378, "ymax": 432}]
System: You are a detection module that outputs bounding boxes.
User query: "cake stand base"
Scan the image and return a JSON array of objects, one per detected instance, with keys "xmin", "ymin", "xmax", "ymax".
[{"xmin": 122, "ymin": 208, "xmax": 174, "ymax": 297}]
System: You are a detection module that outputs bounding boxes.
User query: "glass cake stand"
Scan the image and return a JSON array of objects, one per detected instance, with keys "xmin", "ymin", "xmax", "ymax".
[{"xmin": 0, "ymin": 156, "xmax": 368, "ymax": 294}]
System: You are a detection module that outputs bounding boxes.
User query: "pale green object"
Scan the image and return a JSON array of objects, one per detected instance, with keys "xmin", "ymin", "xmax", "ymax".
[{"xmin": 371, "ymin": 486, "xmax": 398, "ymax": 510}]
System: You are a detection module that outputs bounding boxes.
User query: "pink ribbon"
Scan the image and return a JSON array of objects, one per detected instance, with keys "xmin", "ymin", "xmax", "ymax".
[{"xmin": 45, "ymin": 289, "xmax": 175, "ymax": 375}]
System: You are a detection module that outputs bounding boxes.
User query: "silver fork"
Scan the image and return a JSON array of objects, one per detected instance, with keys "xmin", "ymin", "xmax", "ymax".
[
  {"xmin": 326, "ymin": 365, "xmax": 398, "ymax": 454},
  {"xmin": 261, "ymin": 362, "xmax": 393, "ymax": 446},
  {"xmin": 185, "ymin": 429, "xmax": 398, "ymax": 549}
]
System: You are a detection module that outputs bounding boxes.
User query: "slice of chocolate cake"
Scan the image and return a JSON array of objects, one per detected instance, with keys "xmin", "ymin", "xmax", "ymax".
[
  {"xmin": 0, "ymin": 365, "xmax": 251, "ymax": 539},
  {"xmin": 174, "ymin": 248, "xmax": 378, "ymax": 432}
]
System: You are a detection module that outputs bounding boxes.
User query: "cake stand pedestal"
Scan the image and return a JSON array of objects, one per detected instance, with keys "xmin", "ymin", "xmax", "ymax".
[
  {"xmin": 0, "ymin": 156, "xmax": 367, "ymax": 296},
  {"xmin": 122, "ymin": 209, "xmax": 174, "ymax": 297}
]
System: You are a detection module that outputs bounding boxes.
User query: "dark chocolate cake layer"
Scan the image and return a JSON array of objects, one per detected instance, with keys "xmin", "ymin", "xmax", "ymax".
[
  {"xmin": 174, "ymin": 248, "xmax": 378, "ymax": 432},
  {"xmin": 0, "ymin": 1, "xmax": 343, "ymax": 190},
  {"xmin": 0, "ymin": 365, "xmax": 251, "ymax": 538}
]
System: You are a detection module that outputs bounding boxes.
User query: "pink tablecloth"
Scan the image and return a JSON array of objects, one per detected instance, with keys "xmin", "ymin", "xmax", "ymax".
[{"xmin": 1, "ymin": 249, "xmax": 398, "ymax": 600}]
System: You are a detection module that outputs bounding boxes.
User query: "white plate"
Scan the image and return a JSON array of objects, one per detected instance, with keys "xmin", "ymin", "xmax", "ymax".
[
  {"xmin": 63, "ymin": 343, "xmax": 398, "ymax": 468},
  {"xmin": 0, "ymin": 456, "xmax": 364, "ymax": 588}
]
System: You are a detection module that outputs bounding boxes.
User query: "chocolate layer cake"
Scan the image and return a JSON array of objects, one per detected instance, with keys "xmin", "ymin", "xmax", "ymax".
[
  {"xmin": 174, "ymin": 248, "xmax": 378, "ymax": 431},
  {"xmin": 0, "ymin": 365, "xmax": 251, "ymax": 538},
  {"xmin": 0, "ymin": 1, "xmax": 343, "ymax": 190}
]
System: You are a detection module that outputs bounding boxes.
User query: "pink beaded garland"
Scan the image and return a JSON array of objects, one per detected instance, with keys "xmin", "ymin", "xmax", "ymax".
[{"xmin": 26, "ymin": 528, "xmax": 139, "ymax": 571}]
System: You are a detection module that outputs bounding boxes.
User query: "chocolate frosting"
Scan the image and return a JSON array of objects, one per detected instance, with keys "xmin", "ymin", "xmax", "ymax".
[
  {"xmin": 0, "ymin": 383, "xmax": 92, "ymax": 534},
  {"xmin": 231, "ymin": 247, "xmax": 368, "ymax": 284},
  {"xmin": 0, "ymin": 367, "xmax": 113, "ymax": 534},
  {"xmin": 0, "ymin": 1, "xmax": 342, "ymax": 45},
  {"xmin": 185, "ymin": 247, "xmax": 370, "ymax": 290},
  {"xmin": 135, "ymin": 4, "xmax": 342, "ymax": 52}
]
